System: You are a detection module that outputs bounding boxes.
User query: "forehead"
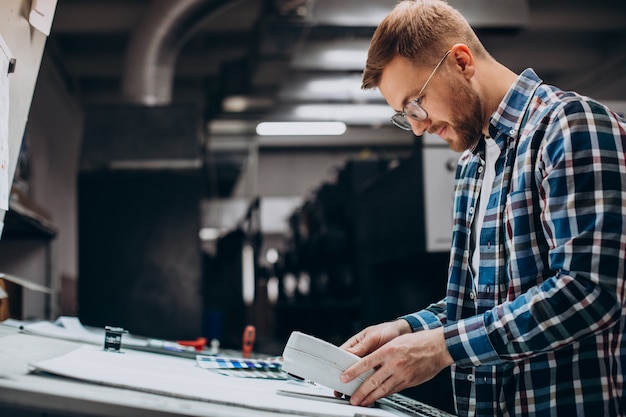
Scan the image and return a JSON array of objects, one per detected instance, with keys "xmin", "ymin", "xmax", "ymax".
[{"xmin": 379, "ymin": 55, "xmax": 426, "ymax": 110}]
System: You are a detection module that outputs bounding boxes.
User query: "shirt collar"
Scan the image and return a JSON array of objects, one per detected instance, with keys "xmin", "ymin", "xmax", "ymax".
[{"xmin": 488, "ymin": 68, "xmax": 543, "ymax": 145}]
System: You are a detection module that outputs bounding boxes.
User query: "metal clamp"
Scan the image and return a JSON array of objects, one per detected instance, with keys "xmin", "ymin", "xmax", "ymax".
[{"xmin": 103, "ymin": 326, "xmax": 128, "ymax": 352}]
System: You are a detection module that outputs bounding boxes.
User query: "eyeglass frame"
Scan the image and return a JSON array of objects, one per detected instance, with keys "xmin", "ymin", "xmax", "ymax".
[{"xmin": 390, "ymin": 50, "xmax": 452, "ymax": 131}]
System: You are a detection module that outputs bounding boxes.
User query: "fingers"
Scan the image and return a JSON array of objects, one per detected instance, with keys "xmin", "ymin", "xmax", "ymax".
[
  {"xmin": 340, "ymin": 332, "xmax": 375, "ymax": 358},
  {"xmin": 344, "ymin": 329, "xmax": 453, "ymax": 407},
  {"xmin": 340, "ymin": 353, "xmax": 375, "ymax": 385},
  {"xmin": 340, "ymin": 354, "xmax": 380, "ymax": 406},
  {"xmin": 340, "ymin": 349, "xmax": 399, "ymax": 406},
  {"xmin": 339, "ymin": 333, "xmax": 362, "ymax": 351},
  {"xmin": 340, "ymin": 321, "xmax": 404, "ymax": 357},
  {"xmin": 349, "ymin": 368, "xmax": 405, "ymax": 407}
]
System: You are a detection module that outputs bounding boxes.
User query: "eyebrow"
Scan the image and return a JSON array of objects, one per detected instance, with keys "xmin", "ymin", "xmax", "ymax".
[{"xmin": 395, "ymin": 90, "xmax": 422, "ymax": 113}]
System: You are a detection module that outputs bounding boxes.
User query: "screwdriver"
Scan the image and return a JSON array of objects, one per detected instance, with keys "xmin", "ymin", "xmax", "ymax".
[{"xmin": 242, "ymin": 325, "xmax": 256, "ymax": 358}]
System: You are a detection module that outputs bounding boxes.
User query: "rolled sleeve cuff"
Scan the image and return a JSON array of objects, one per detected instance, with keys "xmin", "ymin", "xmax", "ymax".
[
  {"xmin": 443, "ymin": 313, "xmax": 501, "ymax": 368},
  {"xmin": 401, "ymin": 311, "xmax": 443, "ymax": 332}
]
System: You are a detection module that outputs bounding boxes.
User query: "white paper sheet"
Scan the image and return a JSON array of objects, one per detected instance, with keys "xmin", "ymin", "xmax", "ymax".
[
  {"xmin": 21, "ymin": 317, "xmax": 148, "ymax": 347},
  {"xmin": 30, "ymin": 345, "xmax": 396, "ymax": 417},
  {"xmin": 29, "ymin": 0, "xmax": 58, "ymax": 36}
]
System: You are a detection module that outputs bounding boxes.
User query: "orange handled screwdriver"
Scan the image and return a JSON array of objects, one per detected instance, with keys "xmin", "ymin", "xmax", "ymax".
[{"xmin": 242, "ymin": 325, "xmax": 256, "ymax": 358}]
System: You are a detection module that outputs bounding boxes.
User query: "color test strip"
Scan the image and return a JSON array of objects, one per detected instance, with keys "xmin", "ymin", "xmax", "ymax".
[
  {"xmin": 196, "ymin": 355, "xmax": 282, "ymax": 370},
  {"xmin": 214, "ymin": 369, "xmax": 289, "ymax": 380}
]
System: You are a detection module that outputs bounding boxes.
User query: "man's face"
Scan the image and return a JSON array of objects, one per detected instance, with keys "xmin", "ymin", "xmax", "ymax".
[{"xmin": 379, "ymin": 54, "xmax": 483, "ymax": 152}]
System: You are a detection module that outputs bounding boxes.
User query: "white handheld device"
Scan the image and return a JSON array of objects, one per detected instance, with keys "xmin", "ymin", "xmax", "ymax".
[{"xmin": 281, "ymin": 331, "xmax": 374, "ymax": 396}]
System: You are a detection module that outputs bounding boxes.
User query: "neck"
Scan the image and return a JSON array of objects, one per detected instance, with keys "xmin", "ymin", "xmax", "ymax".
[{"xmin": 476, "ymin": 59, "xmax": 519, "ymax": 136}]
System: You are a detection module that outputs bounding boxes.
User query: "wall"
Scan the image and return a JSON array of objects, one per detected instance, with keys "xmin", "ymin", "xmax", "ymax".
[
  {"xmin": 26, "ymin": 52, "xmax": 83, "ymax": 313},
  {"xmin": 232, "ymin": 146, "xmax": 411, "ymax": 199}
]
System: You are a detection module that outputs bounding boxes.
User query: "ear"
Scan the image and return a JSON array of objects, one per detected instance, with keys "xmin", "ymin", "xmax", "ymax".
[{"xmin": 449, "ymin": 43, "xmax": 475, "ymax": 80}]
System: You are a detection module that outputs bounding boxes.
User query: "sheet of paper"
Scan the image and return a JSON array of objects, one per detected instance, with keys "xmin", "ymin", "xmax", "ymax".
[
  {"xmin": 56, "ymin": 316, "xmax": 92, "ymax": 334},
  {"xmin": 0, "ymin": 318, "xmax": 24, "ymax": 328},
  {"xmin": 22, "ymin": 317, "xmax": 147, "ymax": 347},
  {"xmin": 0, "ymin": 35, "xmax": 12, "ymax": 211},
  {"xmin": 30, "ymin": 345, "xmax": 396, "ymax": 417},
  {"xmin": 29, "ymin": 0, "xmax": 58, "ymax": 36}
]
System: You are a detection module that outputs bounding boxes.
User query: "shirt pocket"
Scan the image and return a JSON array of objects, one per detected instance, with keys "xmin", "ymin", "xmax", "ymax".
[{"xmin": 504, "ymin": 188, "xmax": 548, "ymax": 297}]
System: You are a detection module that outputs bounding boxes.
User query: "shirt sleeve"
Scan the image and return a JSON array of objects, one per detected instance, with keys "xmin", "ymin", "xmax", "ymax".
[
  {"xmin": 446, "ymin": 99, "xmax": 626, "ymax": 367},
  {"xmin": 401, "ymin": 297, "xmax": 447, "ymax": 332}
]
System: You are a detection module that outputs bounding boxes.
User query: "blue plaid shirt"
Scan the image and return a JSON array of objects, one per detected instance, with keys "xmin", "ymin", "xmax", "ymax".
[{"xmin": 403, "ymin": 69, "xmax": 626, "ymax": 416}]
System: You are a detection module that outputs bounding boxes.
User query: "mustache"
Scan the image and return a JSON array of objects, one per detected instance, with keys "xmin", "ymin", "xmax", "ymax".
[{"xmin": 428, "ymin": 122, "xmax": 447, "ymax": 135}]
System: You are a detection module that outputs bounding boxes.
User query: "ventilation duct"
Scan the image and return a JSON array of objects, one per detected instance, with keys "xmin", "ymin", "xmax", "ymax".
[{"xmin": 122, "ymin": 0, "xmax": 229, "ymax": 106}]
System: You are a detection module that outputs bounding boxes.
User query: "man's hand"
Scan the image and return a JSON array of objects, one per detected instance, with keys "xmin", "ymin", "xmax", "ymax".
[
  {"xmin": 340, "ymin": 327, "xmax": 453, "ymax": 407},
  {"xmin": 334, "ymin": 320, "xmax": 411, "ymax": 399},
  {"xmin": 340, "ymin": 319, "xmax": 412, "ymax": 357}
]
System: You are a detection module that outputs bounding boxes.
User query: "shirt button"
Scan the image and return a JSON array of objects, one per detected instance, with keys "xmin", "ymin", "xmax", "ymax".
[
  {"xmin": 469, "ymin": 207, "xmax": 474, "ymax": 214},
  {"xmin": 478, "ymin": 166, "xmax": 484, "ymax": 173},
  {"xmin": 469, "ymin": 291, "xmax": 476, "ymax": 300},
  {"xmin": 510, "ymin": 129, "xmax": 516, "ymax": 136},
  {"xmin": 467, "ymin": 374, "xmax": 475, "ymax": 382}
]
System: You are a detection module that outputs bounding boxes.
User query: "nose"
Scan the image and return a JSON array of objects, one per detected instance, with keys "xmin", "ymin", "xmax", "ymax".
[{"xmin": 410, "ymin": 118, "xmax": 430, "ymax": 136}]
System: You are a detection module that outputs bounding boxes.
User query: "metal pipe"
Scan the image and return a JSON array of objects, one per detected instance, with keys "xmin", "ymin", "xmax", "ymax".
[{"xmin": 121, "ymin": 0, "xmax": 228, "ymax": 106}]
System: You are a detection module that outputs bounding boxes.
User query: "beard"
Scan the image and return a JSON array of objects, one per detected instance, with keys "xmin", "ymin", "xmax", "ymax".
[{"xmin": 431, "ymin": 75, "xmax": 484, "ymax": 152}]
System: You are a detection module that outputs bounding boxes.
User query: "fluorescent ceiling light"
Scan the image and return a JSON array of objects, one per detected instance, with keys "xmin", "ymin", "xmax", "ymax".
[
  {"xmin": 198, "ymin": 227, "xmax": 223, "ymax": 241},
  {"xmin": 279, "ymin": 74, "xmax": 385, "ymax": 102},
  {"xmin": 306, "ymin": 77, "xmax": 361, "ymax": 93},
  {"xmin": 208, "ymin": 119, "xmax": 257, "ymax": 135},
  {"xmin": 222, "ymin": 96, "xmax": 249, "ymax": 112},
  {"xmin": 321, "ymin": 49, "xmax": 367, "ymax": 66},
  {"xmin": 293, "ymin": 104, "xmax": 392, "ymax": 121},
  {"xmin": 256, "ymin": 121, "xmax": 347, "ymax": 136},
  {"xmin": 292, "ymin": 39, "xmax": 371, "ymax": 70},
  {"xmin": 222, "ymin": 95, "xmax": 274, "ymax": 113}
]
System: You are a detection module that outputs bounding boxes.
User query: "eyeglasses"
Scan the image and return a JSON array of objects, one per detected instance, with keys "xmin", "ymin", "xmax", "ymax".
[{"xmin": 391, "ymin": 50, "xmax": 451, "ymax": 131}]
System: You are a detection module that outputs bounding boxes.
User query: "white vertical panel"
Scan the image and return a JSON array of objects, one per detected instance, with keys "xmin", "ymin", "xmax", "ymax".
[
  {"xmin": 0, "ymin": 0, "xmax": 50, "ymax": 222},
  {"xmin": 423, "ymin": 145, "xmax": 459, "ymax": 252}
]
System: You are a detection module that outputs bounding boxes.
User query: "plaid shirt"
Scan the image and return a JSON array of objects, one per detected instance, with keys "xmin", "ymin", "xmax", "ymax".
[{"xmin": 403, "ymin": 69, "xmax": 626, "ymax": 416}]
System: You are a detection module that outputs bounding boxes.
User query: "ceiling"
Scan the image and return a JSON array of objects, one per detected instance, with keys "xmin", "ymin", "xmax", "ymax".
[{"xmin": 45, "ymin": 0, "xmax": 626, "ymax": 195}]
